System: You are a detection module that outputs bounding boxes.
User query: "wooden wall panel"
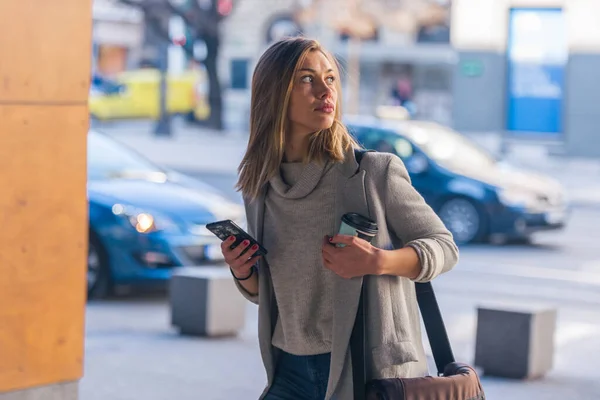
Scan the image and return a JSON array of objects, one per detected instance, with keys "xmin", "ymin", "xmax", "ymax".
[
  {"xmin": 0, "ymin": 0, "xmax": 92, "ymax": 103},
  {"xmin": 0, "ymin": 105, "xmax": 88, "ymax": 392},
  {"xmin": 0, "ymin": 0, "xmax": 91, "ymax": 393}
]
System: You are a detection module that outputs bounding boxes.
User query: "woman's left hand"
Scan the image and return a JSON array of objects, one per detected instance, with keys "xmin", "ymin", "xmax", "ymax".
[{"xmin": 322, "ymin": 235, "xmax": 382, "ymax": 279}]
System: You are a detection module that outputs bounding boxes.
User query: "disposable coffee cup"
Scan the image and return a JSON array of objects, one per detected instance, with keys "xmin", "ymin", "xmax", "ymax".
[{"xmin": 336, "ymin": 212, "xmax": 378, "ymax": 248}]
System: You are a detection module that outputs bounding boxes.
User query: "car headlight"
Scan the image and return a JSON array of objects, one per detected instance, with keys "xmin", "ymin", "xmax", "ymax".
[
  {"xmin": 497, "ymin": 188, "xmax": 539, "ymax": 208},
  {"xmin": 112, "ymin": 204, "xmax": 180, "ymax": 234}
]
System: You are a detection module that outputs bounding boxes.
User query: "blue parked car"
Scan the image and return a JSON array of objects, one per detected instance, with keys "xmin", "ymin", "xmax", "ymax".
[
  {"xmin": 345, "ymin": 116, "xmax": 568, "ymax": 245},
  {"xmin": 87, "ymin": 130, "xmax": 244, "ymax": 298}
]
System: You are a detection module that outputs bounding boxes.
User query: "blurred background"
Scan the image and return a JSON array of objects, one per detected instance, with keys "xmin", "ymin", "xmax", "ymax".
[{"xmin": 82, "ymin": 0, "xmax": 600, "ymax": 399}]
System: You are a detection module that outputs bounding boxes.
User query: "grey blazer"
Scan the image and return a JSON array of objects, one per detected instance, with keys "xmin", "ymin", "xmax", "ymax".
[{"xmin": 236, "ymin": 149, "xmax": 459, "ymax": 400}]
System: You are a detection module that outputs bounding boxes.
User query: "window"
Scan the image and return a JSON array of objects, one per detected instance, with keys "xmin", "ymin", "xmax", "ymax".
[
  {"xmin": 402, "ymin": 121, "xmax": 496, "ymax": 170},
  {"xmin": 357, "ymin": 128, "xmax": 414, "ymax": 161},
  {"xmin": 230, "ymin": 59, "xmax": 249, "ymax": 89},
  {"xmin": 88, "ymin": 132, "xmax": 163, "ymax": 181}
]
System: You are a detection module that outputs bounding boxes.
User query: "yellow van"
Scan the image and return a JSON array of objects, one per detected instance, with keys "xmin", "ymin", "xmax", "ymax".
[{"xmin": 89, "ymin": 68, "xmax": 210, "ymax": 121}]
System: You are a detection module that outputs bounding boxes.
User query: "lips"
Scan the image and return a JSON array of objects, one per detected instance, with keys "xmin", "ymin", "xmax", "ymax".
[{"xmin": 315, "ymin": 103, "xmax": 335, "ymax": 113}]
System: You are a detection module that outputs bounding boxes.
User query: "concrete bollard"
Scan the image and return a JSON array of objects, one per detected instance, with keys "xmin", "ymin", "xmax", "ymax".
[
  {"xmin": 474, "ymin": 305, "xmax": 557, "ymax": 380},
  {"xmin": 170, "ymin": 266, "xmax": 246, "ymax": 337}
]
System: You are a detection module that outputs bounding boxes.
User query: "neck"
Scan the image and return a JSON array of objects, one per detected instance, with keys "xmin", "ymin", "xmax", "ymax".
[{"xmin": 284, "ymin": 131, "xmax": 311, "ymax": 163}]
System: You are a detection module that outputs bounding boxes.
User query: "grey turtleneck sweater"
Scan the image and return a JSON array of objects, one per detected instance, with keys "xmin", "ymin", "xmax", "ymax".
[{"xmin": 263, "ymin": 159, "xmax": 339, "ymax": 355}]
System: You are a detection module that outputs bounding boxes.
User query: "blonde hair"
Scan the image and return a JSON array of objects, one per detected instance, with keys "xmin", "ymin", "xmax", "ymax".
[{"xmin": 236, "ymin": 37, "xmax": 359, "ymax": 201}]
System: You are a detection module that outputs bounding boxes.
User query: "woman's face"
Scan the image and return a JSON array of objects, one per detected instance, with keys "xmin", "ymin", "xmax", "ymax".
[{"xmin": 287, "ymin": 50, "xmax": 338, "ymax": 139}]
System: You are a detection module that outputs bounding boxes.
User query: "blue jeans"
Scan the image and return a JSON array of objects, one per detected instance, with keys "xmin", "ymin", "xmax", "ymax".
[{"xmin": 263, "ymin": 350, "xmax": 331, "ymax": 400}]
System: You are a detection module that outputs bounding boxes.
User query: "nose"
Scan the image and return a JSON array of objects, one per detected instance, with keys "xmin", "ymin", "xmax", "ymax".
[{"xmin": 315, "ymin": 80, "xmax": 333, "ymax": 100}]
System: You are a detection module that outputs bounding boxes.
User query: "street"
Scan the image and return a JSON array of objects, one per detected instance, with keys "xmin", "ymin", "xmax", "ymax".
[
  {"xmin": 98, "ymin": 121, "xmax": 600, "ymax": 209},
  {"xmin": 7, "ymin": 2, "xmax": 600, "ymax": 400},
  {"xmin": 77, "ymin": 124, "xmax": 600, "ymax": 399},
  {"xmin": 80, "ymin": 180, "xmax": 600, "ymax": 399}
]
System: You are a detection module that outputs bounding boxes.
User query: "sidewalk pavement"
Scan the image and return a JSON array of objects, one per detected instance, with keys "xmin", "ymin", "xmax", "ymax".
[
  {"xmin": 95, "ymin": 119, "xmax": 600, "ymax": 208},
  {"xmin": 81, "ymin": 277, "xmax": 600, "ymax": 400}
]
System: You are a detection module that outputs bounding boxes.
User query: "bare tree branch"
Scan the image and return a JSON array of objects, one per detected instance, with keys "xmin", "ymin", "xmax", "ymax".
[
  {"xmin": 146, "ymin": 15, "xmax": 171, "ymax": 45},
  {"xmin": 190, "ymin": 1, "xmax": 219, "ymax": 37},
  {"xmin": 116, "ymin": 0, "xmax": 235, "ymax": 130},
  {"xmin": 163, "ymin": 0, "xmax": 197, "ymax": 30},
  {"xmin": 118, "ymin": 0, "xmax": 140, "ymax": 8}
]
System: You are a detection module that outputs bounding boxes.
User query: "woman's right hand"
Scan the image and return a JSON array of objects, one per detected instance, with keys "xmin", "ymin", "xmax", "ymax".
[{"xmin": 221, "ymin": 236, "xmax": 262, "ymax": 279}]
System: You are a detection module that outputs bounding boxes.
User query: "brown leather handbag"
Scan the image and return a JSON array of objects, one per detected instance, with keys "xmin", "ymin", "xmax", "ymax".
[{"xmin": 350, "ymin": 281, "xmax": 486, "ymax": 400}]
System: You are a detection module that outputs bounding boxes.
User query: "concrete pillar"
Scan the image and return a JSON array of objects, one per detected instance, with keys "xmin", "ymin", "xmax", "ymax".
[{"xmin": 0, "ymin": 0, "xmax": 92, "ymax": 399}]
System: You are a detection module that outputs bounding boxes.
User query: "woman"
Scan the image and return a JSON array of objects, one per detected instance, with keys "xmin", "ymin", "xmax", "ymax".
[{"xmin": 221, "ymin": 37, "xmax": 459, "ymax": 400}]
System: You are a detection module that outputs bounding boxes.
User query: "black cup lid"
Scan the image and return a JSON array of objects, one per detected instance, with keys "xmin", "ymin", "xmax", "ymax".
[{"xmin": 342, "ymin": 212, "xmax": 378, "ymax": 234}]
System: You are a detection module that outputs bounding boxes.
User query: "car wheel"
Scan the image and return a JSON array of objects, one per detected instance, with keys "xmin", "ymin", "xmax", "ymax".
[
  {"xmin": 88, "ymin": 231, "xmax": 112, "ymax": 299},
  {"xmin": 438, "ymin": 197, "xmax": 486, "ymax": 244}
]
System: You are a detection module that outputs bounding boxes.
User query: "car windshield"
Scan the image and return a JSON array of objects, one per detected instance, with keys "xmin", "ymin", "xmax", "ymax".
[
  {"xmin": 399, "ymin": 121, "xmax": 497, "ymax": 170},
  {"xmin": 88, "ymin": 131, "xmax": 165, "ymax": 181}
]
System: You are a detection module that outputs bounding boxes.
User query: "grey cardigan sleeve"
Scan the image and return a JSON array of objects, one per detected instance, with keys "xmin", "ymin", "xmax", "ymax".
[
  {"xmin": 232, "ymin": 209, "xmax": 259, "ymax": 304},
  {"xmin": 383, "ymin": 155, "xmax": 459, "ymax": 282},
  {"xmin": 233, "ymin": 273, "xmax": 259, "ymax": 304}
]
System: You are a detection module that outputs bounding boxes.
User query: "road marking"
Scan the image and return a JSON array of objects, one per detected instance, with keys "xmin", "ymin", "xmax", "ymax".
[
  {"xmin": 555, "ymin": 323, "xmax": 598, "ymax": 347},
  {"xmin": 580, "ymin": 259, "xmax": 600, "ymax": 273},
  {"xmin": 456, "ymin": 262, "xmax": 600, "ymax": 287}
]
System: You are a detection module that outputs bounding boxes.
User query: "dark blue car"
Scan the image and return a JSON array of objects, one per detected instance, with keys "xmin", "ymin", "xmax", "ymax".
[
  {"xmin": 87, "ymin": 131, "xmax": 244, "ymax": 298},
  {"xmin": 345, "ymin": 116, "xmax": 569, "ymax": 245}
]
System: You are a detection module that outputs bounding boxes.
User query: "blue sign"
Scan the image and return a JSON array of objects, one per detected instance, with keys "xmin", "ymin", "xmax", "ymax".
[{"xmin": 506, "ymin": 8, "xmax": 567, "ymax": 135}]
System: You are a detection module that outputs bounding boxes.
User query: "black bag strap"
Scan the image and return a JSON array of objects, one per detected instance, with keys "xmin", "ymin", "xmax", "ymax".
[
  {"xmin": 414, "ymin": 282, "xmax": 455, "ymax": 373},
  {"xmin": 351, "ymin": 282, "xmax": 368, "ymax": 400},
  {"xmin": 353, "ymin": 147, "xmax": 370, "ymax": 169},
  {"xmin": 351, "ymin": 148, "xmax": 455, "ymax": 400},
  {"xmin": 351, "ymin": 148, "xmax": 370, "ymax": 400}
]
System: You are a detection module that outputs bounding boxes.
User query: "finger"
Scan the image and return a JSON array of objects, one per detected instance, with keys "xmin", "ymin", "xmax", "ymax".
[
  {"xmin": 322, "ymin": 238, "xmax": 336, "ymax": 256},
  {"xmin": 220, "ymin": 235, "xmax": 237, "ymax": 252},
  {"xmin": 242, "ymin": 255, "xmax": 261, "ymax": 270},
  {"xmin": 231, "ymin": 238, "xmax": 252, "ymax": 259},
  {"xmin": 329, "ymin": 234, "xmax": 356, "ymax": 246},
  {"xmin": 232, "ymin": 244, "xmax": 260, "ymax": 266},
  {"xmin": 231, "ymin": 248, "xmax": 259, "ymax": 270},
  {"xmin": 246, "ymin": 244, "xmax": 260, "ymax": 257},
  {"xmin": 322, "ymin": 253, "xmax": 334, "ymax": 269},
  {"xmin": 233, "ymin": 255, "xmax": 261, "ymax": 275}
]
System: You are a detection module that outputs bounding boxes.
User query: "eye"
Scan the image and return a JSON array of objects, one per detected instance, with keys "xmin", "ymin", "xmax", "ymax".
[
  {"xmin": 301, "ymin": 75, "xmax": 313, "ymax": 83},
  {"xmin": 326, "ymin": 76, "xmax": 336, "ymax": 84}
]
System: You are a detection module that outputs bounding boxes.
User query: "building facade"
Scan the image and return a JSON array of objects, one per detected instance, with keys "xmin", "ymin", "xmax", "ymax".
[
  {"xmin": 219, "ymin": 0, "xmax": 297, "ymax": 130},
  {"xmin": 92, "ymin": 0, "xmax": 144, "ymax": 76},
  {"xmin": 219, "ymin": 0, "xmax": 455, "ymax": 130},
  {"xmin": 452, "ymin": 0, "xmax": 600, "ymax": 157},
  {"xmin": 221, "ymin": 0, "xmax": 599, "ymax": 157}
]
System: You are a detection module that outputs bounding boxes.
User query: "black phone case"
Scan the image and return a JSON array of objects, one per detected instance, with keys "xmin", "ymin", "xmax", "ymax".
[{"xmin": 206, "ymin": 219, "xmax": 268, "ymax": 257}]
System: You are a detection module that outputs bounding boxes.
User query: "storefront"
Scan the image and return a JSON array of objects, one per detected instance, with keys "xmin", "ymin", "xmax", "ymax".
[
  {"xmin": 452, "ymin": 0, "xmax": 600, "ymax": 157},
  {"xmin": 92, "ymin": 0, "xmax": 143, "ymax": 77},
  {"xmin": 506, "ymin": 8, "xmax": 567, "ymax": 137},
  {"xmin": 219, "ymin": 0, "xmax": 456, "ymax": 130}
]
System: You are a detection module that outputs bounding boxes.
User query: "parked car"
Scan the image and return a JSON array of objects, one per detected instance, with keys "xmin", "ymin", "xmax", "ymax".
[
  {"xmin": 88, "ymin": 68, "xmax": 210, "ymax": 121},
  {"xmin": 87, "ymin": 130, "xmax": 241, "ymax": 298},
  {"xmin": 344, "ymin": 115, "xmax": 569, "ymax": 244}
]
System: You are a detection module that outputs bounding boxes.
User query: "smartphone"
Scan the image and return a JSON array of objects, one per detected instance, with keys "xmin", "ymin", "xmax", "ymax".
[{"xmin": 206, "ymin": 219, "xmax": 268, "ymax": 257}]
